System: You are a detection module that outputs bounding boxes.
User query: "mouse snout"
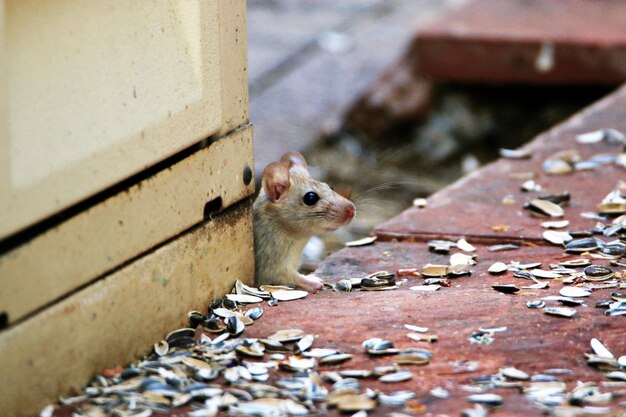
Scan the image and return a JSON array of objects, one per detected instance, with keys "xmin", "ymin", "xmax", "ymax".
[{"xmin": 343, "ymin": 202, "xmax": 356, "ymax": 223}]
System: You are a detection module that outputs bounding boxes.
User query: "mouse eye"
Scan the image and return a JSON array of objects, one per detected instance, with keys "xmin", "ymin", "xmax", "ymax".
[{"xmin": 303, "ymin": 191, "xmax": 320, "ymax": 206}]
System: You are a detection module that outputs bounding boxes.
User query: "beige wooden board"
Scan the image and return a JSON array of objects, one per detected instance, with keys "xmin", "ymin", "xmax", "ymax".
[
  {"xmin": 0, "ymin": 0, "xmax": 247, "ymax": 239},
  {"xmin": 0, "ymin": 202, "xmax": 254, "ymax": 417},
  {"xmin": 217, "ymin": 0, "xmax": 250, "ymax": 136},
  {"xmin": 0, "ymin": 126, "xmax": 254, "ymax": 324}
]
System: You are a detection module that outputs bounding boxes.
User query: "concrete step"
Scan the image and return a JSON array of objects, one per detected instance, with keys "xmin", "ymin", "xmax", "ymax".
[
  {"xmin": 415, "ymin": 0, "xmax": 626, "ymax": 84},
  {"xmin": 376, "ymin": 84, "xmax": 626, "ymax": 243},
  {"xmin": 346, "ymin": 0, "xmax": 626, "ymax": 138}
]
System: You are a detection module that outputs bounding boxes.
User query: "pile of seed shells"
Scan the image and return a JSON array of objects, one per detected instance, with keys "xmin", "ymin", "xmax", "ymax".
[
  {"xmin": 541, "ymin": 128, "xmax": 626, "ymax": 175},
  {"xmin": 484, "ymin": 129, "xmax": 626, "ymax": 319},
  {"xmin": 40, "ymin": 281, "xmax": 433, "ymax": 417},
  {"xmin": 372, "ymin": 238, "xmax": 477, "ymax": 293},
  {"xmin": 330, "ymin": 271, "xmax": 399, "ymax": 292},
  {"xmin": 426, "ymin": 129, "xmax": 626, "ymax": 414},
  {"xmin": 521, "ymin": 181, "xmax": 626, "ymax": 319},
  {"xmin": 485, "ymin": 256, "xmax": 626, "ymax": 318},
  {"xmin": 339, "ymin": 238, "xmax": 477, "ymax": 294},
  {"xmin": 456, "ymin": 129, "xmax": 626, "ymax": 414},
  {"xmin": 458, "ymin": 338, "xmax": 626, "ymax": 416}
]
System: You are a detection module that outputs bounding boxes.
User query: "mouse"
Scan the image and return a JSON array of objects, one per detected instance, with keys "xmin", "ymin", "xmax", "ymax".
[{"xmin": 253, "ymin": 151, "xmax": 356, "ymax": 292}]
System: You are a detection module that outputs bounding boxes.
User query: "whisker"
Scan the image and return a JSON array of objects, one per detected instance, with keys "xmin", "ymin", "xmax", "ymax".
[
  {"xmin": 351, "ymin": 180, "xmax": 424, "ymax": 200},
  {"xmin": 343, "ymin": 143, "xmax": 415, "ymax": 190}
]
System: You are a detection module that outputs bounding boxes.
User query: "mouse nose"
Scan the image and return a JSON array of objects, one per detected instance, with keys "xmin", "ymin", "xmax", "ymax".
[{"xmin": 344, "ymin": 203, "xmax": 356, "ymax": 221}]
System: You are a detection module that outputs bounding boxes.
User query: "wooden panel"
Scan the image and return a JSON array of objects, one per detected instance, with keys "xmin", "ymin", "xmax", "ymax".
[
  {"xmin": 0, "ymin": 126, "xmax": 254, "ymax": 325},
  {"xmin": 0, "ymin": 201, "xmax": 254, "ymax": 417},
  {"xmin": 0, "ymin": 0, "xmax": 228, "ymax": 239},
  {"xmin": 217, "ymin": 0, "xmax": 250, "ymax": 135}
]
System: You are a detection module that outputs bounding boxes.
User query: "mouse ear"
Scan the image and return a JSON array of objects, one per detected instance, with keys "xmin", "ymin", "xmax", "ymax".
[
  {"xmin": 280, "ymin": 151, "xmax": 309, "ymax": 175},
  {"xmin": 262, "ymin": 162, "xmax": 291, "ymax": 202}
]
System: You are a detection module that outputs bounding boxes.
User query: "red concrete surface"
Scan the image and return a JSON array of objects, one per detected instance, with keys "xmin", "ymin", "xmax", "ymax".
[
  {"xmin": 53, "ymin": 242, "xmax": 625, "ymax": 417},
  {"xmin": 376, "ymin": 84, "xmax": 626, "ymax": 243},
  {"xmin": 414, "ymin": 0, "xmax": 626, "ymax": 84},
  {"xmin": 51, "ymin": 85, "xmax": 626, "ymax": 417},
  {"xmin": 247, "ymin": 242, "xmax": 625, "ymax": 416}
]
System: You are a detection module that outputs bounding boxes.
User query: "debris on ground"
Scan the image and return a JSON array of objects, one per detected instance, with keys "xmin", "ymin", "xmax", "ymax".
[{"xmin": 45, "ymin": 95, "xmax": 626, "ymax": 417}]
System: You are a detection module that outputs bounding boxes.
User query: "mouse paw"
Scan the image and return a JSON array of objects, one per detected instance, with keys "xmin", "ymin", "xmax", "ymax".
[{"xmin": 296, "ymin": 274, "xmax": 324, "ymax": 293}]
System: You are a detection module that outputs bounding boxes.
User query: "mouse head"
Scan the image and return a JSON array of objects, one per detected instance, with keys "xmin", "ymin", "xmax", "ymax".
[{"xmin": 261, "ymin": 151, "xmax": 355, "ymax": 236}]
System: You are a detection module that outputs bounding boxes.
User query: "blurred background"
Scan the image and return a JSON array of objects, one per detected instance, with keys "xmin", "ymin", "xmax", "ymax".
[{"xmin": 247, "ymin": 0, "xmax": 619, "ymax": 255}]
